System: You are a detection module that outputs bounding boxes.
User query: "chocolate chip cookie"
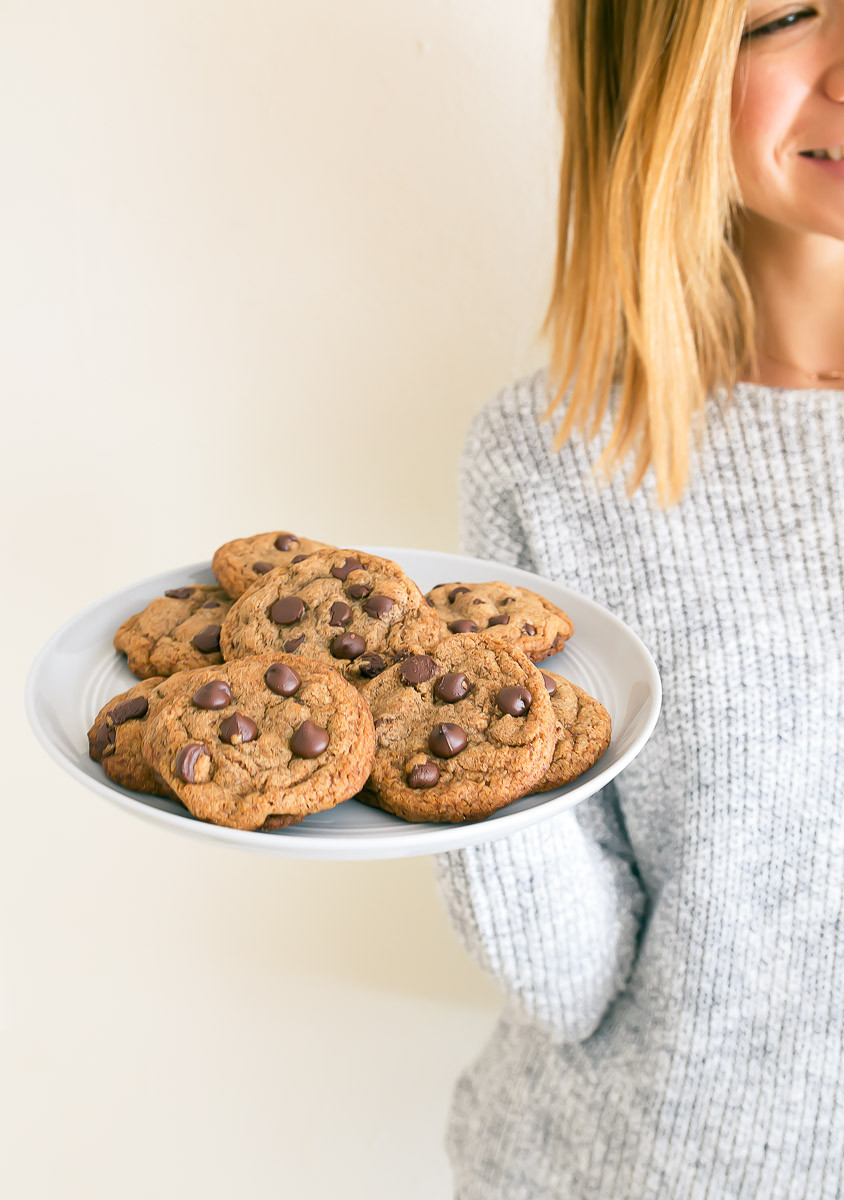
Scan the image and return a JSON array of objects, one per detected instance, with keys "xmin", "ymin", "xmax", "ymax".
[
  {"xmin": 534, "ymin": 669, "xmax": 611, "ymax": 791},
  {"xmin": 140, "ymin": 653, "xmax": 376, "ymax": 831},
  {"xmin": 424, "ymin": 580, "xmax": 573, "ymax": 662},
  {"xmin": 114, "ymin": 585, "xmax": 234, "ymax": 680},
  {"xmin": 359, "ymin": 632, "xmax": 557, "ymax": 822},
  {"xmin": 219, "ymin": 549, "xmax": 443, "ymax": 687},
  {"xmin": 212, "ymin": 531, "xmax": 333, "ymax": 599},
  {"xmin": 88, "ymin": 675, "xmax": 181, "ymax": 796}
]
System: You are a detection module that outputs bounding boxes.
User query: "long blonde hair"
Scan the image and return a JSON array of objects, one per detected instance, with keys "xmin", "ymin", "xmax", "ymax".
[{"xmin": 543, "ymin": 0, "xmax": 757, "ymax": 505}]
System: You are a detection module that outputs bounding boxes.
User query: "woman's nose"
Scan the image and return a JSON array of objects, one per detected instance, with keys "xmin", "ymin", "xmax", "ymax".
[{"xmin": 823, "ymin": 61, "xmax": 844, "ymax": 103}]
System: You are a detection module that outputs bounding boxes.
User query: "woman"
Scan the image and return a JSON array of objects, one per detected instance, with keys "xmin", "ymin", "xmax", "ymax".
[{"xmin": 434, "ymin": 1, "xmax": 844, "ymax": 1196}]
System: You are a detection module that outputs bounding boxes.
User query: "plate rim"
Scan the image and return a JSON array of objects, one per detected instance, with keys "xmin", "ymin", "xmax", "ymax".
[{"xmin": 25, "ymin": 546, "xmax": 662, "ymax": 860}]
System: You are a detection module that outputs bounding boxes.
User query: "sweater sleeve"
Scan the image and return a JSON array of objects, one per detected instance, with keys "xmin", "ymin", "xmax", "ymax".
[{"xmin": 432, "ymin": 391, "xmax": 647, "ymax": 1044}]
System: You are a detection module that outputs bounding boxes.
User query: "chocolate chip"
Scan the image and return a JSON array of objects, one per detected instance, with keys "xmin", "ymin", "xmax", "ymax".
[
  {"xmin": 265, "ymin": 662, "xmax": 301, "ymax": 696},
  {"xmin": 109, "ymin": 696, "xmax": 149, "ymax": 725},
  {"xmin": 347, "ymin": 581, "xmax": 372, "ymax": 599},
  {"xmin": 541, "ymin": 671, "xmax": 557, "ymax": 696},
  {"xmin": 175, "ymin": 743, "xmax": 210, "ymax": 783},
  {"xmin": 428, "ymin": 723, "xmax": 467, "ymax": 758},
  {"xmin": 501, "ymin": 597, "xmax": 516, "ymax": 605},
  {"xmin": 448, "ymin": 619, "xmax": 477, "ymax": 633},
  {"xmin": 201, "ymin": 599, "xmax": 220, "ymax": 608},
  {"xmin": 331, "ymin": 632, "xmax": 366, "ymax": 660},
  {"xmin": 425, "ymin": 597, "xmax": 434, "ymax": 607},
  {"xmin": 291, "ymin": 554, "xmax": 308, "ymax": 564},
  {"xmin": 358, "ymin": 652, "xmax": 387, "ymax": 678},
  {"xmin": 407, "ymin": 759, "xmax": 440, "ymax": 789},
  {"xmin": 269, "ymin": 596, "xmax": 305, "ymax": 625},
  {"xmin": 253, "ymin": 561, "xmax": 274, "ymax": 574},
  {"xmin": 471, "ymin": 599, "xmax": 484, "ymax": 605},
  {"xmin": 487, "ymin": 614, "xmax": 510, "ymax": 628},
  {"xmin": 448, "ymin": 586, "xmax": 471, "ymax": 603},
  {"xmin": 329, "ymin": 601, "xmax": 352, "ymax": 627},
  {"xmin": 95, "ymin": 723, "xmax": 115, "ymax": 754},
  {"xmin": 374, "ymin": 717, "xmax": 390, "ymax": 731},
  {"xmin": 364, "ymin": 595, "xmax": 393, "ymax": 619},
  {"xmin": 192, "ymin": 680, "xmax": 232, "ymax": 710},
  {"xmin": 523, "ymin": 623, "xmax": 537, "ymax": 636},
  {"xmin": 192, "ymin": 624, "xmax": 221, "ymax": 653},
  {"xmin": 274, "ymin": 533, "xmax": 300, "ymax": 552},
  {"xmin": 283, "ymin": 635, "xmax": 305, "ymax": 652},
  {"xmin": 331, "ymin": 557, "xmax": 364, "ymax": 580},
  {"xmin": 551, "ymin": 632, "xmax": 566, "ymax": 651},
  {"xmin": 164, "ymin": 587, "xmax": 194, "ymax": 599},
  {"xmin": 434, "ymin": 672, "xmax": 471, "ymax": 703},
  {"xmin": 496, "ymin": 685, "xmax": 532, "ymax": 716},
  {"xmin": 290, "ymin": 720, "xmax": 329, "ymax": 758},
  {"xmin": 399, "ymin": 655, "xmax": 438, "ymax": 685},
  {"xmin": 219, "ymin": 711, "xmax": 258, "ymax": 745}
]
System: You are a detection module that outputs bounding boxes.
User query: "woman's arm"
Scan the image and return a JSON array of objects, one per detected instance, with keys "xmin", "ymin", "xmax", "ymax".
[{"xmin": 433, "ymin": 390, "xmax": 647, "ymax": 1043}]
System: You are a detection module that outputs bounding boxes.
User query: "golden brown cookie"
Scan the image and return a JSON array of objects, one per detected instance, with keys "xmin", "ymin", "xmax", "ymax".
[
  {"xmin": 359, "ymin": 632, "xmax": 557, "ymax": 823},
  {"xmin": 219, "ymin": 549, "xmax": 443, "ymax": 687},
  {"xmin": 533, "ymin": 669, "xmax": 611, "ymax": 791},
  {"xmin": 424, "ymin": 580, "xmax": 573, "ymax": 662},
  {"xmin": 140, "ymin": 653, "xmax": 375, "ymax": 831},
  {"xmin": 114, "ymin": 585, "xmax": 234, "ymax": 680},
  {"xmin": 88, "ymin": 675, "xmax": 183, "ymax": 796},
  {"xmin": 212, "ymin": 531, "xmax": 333, "ymax": 599}
]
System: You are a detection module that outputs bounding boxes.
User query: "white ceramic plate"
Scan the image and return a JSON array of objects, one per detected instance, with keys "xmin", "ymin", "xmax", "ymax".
[{"xmin": 26, "ymin": 547, "xmax": 661, "ymax": 859}]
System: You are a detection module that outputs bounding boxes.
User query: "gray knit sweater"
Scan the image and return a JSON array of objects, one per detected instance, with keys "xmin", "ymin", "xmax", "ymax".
[{"xmin": 434, "ymin": 369, "xmax": 844, "ymax": 1199}]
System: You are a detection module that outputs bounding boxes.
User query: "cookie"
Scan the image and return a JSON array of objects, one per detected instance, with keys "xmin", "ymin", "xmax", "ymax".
[
  {"xmin": 359, "ymin": 632, "xmax": 557, "ymax": 823},
  {"xmin": 140, "ymin": 653, "xmax": 376, "ymax": 831},
  {"xmin": 212, "ymin": 531, "xmax": 333, "ymax": 599},
  {"xmin": 219, "ymin": 549, "xmax": 443, "ymax": 687},
  {"xmin": 88, "ymin": 675, "xmax": 183, "ymax": 796},
  {"xmin": 114, "ymin": 585, "xmax": 234, "ymax": 680},
  {"xmin": 534, "ymin": 669, "xmax": 611, "ymax": 791},
  {"xmin": 424, "ymin": 580, "xmax": 573, "ymax": 662}
]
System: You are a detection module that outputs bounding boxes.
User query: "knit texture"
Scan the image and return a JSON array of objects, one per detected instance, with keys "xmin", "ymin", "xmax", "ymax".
[{"xmin": 434, "ymin": 369, "xmax": 844, "ymax": 1199}]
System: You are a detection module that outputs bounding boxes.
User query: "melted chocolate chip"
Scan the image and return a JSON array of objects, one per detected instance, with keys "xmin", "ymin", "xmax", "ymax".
[
  {"xmin": 428, "ymin": 723, "xmax": 467, "ymax": 758},
  {"xmin": 290, "ymin": 720, "xmax": 329, "ymax": 758},
  {"xmin": 109, "ymin": 696, "xmax": 149, "ymax": 725},
  {"xmin": 501, "ymin": 596, "xmax": 516, "ymax": 605},
  {"xmin": 95, "ymin": 723, "xmax": 115, "ymax": 754},
  {"xmin": 399, "ymin": 655, "xmax": 438, "ymax": 685},
  {"xmin": 192, "ymin": 624, "xmax": 221, "ymax": 653},
  {"xmin": 471, "ymin": 599, "xmax": 484, "ymax": 605},
  {"xmin": 522, "ymin": 623, "xmax": 537, "ymax": 636},
  {"xmin": 192, "ymin": 680, "xmax": 232, "ymax": 710},
  {"xmin": 331, "ymin": 557, "xmax": 364, "ymax": 580},
  {"xmin": 347, "ymin": 581, "xmax": 372, "ymax": 600},
  {"xmin": 434, "ymin": 672, "xmax": 471, "ymax": 703},
  {"xmin": 201, "ymin": 599, "xmax": 220, "ymax": 608},
  {"xmin": 164, "ymin": 587, "xmax": 194, "ymax": 599},
  {"xmin": 329, "ymin": 601, "xmax": 352, "ymax": 627},
  {"xmin": 274, "ymin": 533, "xmax": 300, "ymax": 552},
  {"xmin": 448, "ymin": 586, "xmax": 471, "ymax": 604},
  {"xmin": 291, "ymin": 553, "xmax": 308, "ymax": 564},
  {"xmin": 364, "ymin": 595, "xmax": 393, "ymax": 619},
  {"xmin": 265, "ymin": 662, "xmax": 301, "ymax": 696},
  {"xmin": 269, "ymin": 596, "xmax": 305, "ymax": 625},
  {"xmin": 175, "ymin": 743, "xmax": 210, "ymax": 783},
  {"xmin": 496, "ymin": 685, "xmax": 532, "ymax": 717},
  {"xmin": 283, "ymin": 635, "xmax": 305, "ymax": 652},
  {"xmin": 253, "ymin": 561, "xmax": 274, "ymax": 575},
  {"xmin": 448, "ymin": 619, "xmax": 477, "ymax": 633},
  {"xmin": 541, "ymin": 671, "xmax": 557, "ymax": 696},
  {"xmin": 407, "ymin": 759, "xmax": 440, "ymax": 789},
  {"xmin": 358, "ymin": 652, "xmax": 387, "ymax": 678},
  {"xmin": 219, "ymin": 711, "xmax": 258, "ymax": 745},
  {"xmin": 487, "ymin": 614, "xmax": 510, "ymax": 628},
  {"xmin": 331, "ymin": 632, "xmax": 366, "ymax": 660}
]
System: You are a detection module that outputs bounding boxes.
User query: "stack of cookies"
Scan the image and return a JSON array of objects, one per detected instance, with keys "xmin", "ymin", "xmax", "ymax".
[{"xmin": 88, "ymin": 531, "xmax": 611, "ymax": 831}]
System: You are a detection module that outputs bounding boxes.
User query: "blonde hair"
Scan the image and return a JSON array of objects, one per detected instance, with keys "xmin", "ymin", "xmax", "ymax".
[{"xmin": 542, "ymin": 0, "xmax": 757, "ymax": 505}]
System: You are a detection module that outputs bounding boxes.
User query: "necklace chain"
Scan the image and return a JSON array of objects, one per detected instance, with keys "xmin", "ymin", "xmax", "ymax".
[{"xmin": 758, "ymin": 347, "xmax": 844, "ymax": 383}]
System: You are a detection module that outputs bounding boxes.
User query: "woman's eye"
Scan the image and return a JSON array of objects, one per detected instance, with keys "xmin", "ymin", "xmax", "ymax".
[{"xmin": 742, "ymin": 7, "xmax": 816, "ymax": 41}]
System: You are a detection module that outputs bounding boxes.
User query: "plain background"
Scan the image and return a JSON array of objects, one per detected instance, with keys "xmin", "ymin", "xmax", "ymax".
[{"xmin": 2, "ymin": 2, "xmax": 560, "ymax": 1195}]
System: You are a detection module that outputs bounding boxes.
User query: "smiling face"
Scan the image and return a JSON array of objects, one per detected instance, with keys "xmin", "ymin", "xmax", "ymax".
[{"xmin": 732, "ymin": 3, "xmax": 844, "ymax": 241}]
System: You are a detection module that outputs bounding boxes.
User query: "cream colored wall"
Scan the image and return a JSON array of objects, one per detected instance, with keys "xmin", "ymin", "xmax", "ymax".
[{"xmin": 3, "ymin": 2, "xmax": 558, "ymax": 1196}]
